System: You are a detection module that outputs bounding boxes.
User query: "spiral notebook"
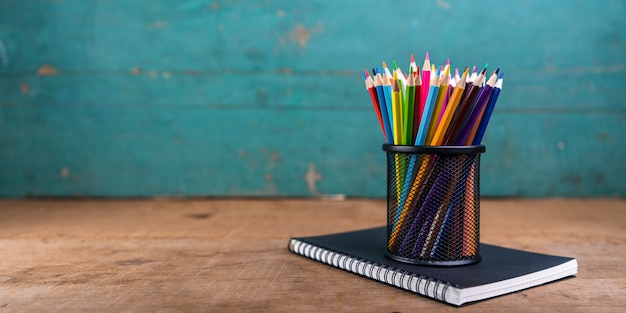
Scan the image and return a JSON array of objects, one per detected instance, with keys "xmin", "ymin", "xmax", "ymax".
[{"xmin": 288, "ymin": 226, "xmax": 577, "ymax": 306}]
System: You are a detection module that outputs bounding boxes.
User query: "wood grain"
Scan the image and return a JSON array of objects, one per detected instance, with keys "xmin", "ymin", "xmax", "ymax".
[
  {"xmin": 0, "ymin": 0, "xmax": 625, "ymax": 197},
  {"xmin": 0, "ymin": 198, "xmax": 625, "ymax": 312}
]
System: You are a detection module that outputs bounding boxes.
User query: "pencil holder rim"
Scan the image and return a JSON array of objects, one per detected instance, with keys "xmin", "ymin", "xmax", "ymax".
[{"xmin": 382, "ymin": 144, "xmax": 486, "ymax": 155}]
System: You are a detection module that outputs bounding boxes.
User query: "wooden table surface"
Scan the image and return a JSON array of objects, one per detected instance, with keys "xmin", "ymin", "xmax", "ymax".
[{"xmin": 0, "ymin": 198, "xmax": 624, "ymax": 312}]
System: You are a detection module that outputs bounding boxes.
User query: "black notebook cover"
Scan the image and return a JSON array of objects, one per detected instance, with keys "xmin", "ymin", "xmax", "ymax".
[{"xmin": 288, "ymin": 226, "xmax": 577, "ymax": 306}]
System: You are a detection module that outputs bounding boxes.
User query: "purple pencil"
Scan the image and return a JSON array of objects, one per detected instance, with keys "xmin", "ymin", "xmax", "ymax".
[{"xmin": 456, "ymin": 70, "xmax": 499, "ymax": 145}]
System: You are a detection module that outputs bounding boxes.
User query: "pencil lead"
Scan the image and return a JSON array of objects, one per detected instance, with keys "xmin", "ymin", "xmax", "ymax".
[
  {"xmin": 382, "ymin": 61, "xmax": 389, "ymax": 70},
  {"xmin": 499, "ymin": 71, "xmax": 504, "ymax": 79},
  {"xmin": 393, "ymin": 61, "xmax": 397, "ymax": 71},
  {"xmin": 495, "ymin": 68, "xmax": 500, "ymax": 75},
  {"xmin": 363, "ymin": 70, "xmax": 368, "ymax": 80},
  {"xmin": 446, "ymin": 58, "xmax": 450, "ymax": 65},
  {"xmin": 411, "ymin": 54, "xmax": 415, "ymax": 63},
  {"xmin": 425, "ymin": 51, "xmax": 430, "ymax": 60},
  {"xmin": 374, "ymin": 67, "xmax": 379, "ymax": 75},
  {"xmin": 472, "ymin": 66, "xmax": 477, "ymax": 73}
]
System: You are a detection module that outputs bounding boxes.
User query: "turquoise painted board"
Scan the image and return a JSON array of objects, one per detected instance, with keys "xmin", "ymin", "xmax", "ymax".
[{"xmin": 0, "ymin": 0, "xmax": 625, "ymax": 197}]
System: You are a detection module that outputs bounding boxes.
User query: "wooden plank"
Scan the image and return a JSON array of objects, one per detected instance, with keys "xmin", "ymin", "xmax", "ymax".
[
  {"xmin": 1, "ymin": 1, "xmax": 624, "ymax": 72},
  {"xmin": 0, "ymin": 0, "xmax": 625, "ymax": 197},
  {"xmin": 0, "ymin": 198, "xmax": 625, "ymax": 312},
  {"xmin": 0, "ymin": 105, "xmax": 624, "ymax": 197},
  {"xmin": 2, "ymin": 71, "xmax": 625, "ymax": 110}
]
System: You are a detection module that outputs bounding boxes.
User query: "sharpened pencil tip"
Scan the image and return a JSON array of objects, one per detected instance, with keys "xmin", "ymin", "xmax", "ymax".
[
  {"xmin": 425, "ymin": 51, "xmax": 430, "ymax": 60},
  {"xmin": 499, "ymin": 71, "xmax": 504, "ymax": 79},
  {"xmin": 411, "ymin": 54, "xmax": 415, "ymax": 63},
  {"xmin": 393, "ymin": 61, "xmax": 397, "ymax": 71},
  {"xmin": 374, "ymin": 67, "xmax": 379, "ymax": 74},
  {"xmin": 363, "ymin": 70, "xmax": 368, "ymax": 80},
  {"xmin": 382, "ymin": 61, "xmax": 388, "ymax": 69}
]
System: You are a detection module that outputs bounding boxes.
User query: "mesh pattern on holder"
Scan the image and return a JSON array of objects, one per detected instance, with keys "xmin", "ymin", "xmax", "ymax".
[{"xmin": 384, "ymin": 145, "xmax": 483, "ymax": 266}]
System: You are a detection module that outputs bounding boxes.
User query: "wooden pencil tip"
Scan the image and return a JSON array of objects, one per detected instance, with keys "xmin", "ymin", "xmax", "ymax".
[
  {"xmin": 411, "ymin": 54, "xmax": 415, "ymax": 63},
  {"xmin": 425, "ymin": 51, "xmax": 429, "ymax": 60}
]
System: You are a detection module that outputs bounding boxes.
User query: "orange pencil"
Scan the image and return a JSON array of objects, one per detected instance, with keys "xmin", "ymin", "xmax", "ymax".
[{"xmin": 430, "ymin": 68, "xmax": 469, "ymax": 145}]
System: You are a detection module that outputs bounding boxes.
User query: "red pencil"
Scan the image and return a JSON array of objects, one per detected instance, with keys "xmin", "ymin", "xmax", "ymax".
[
  {"xmin": 364, "ymin": 70, "xmax": 386, "ymax": 137},
  {"xmin": 420, "ymin": 52, "xmax": 431, "ymax": 132},
  {"xmin": 412, "ymin": 66, "xmax": 422, "ymax": 143}
]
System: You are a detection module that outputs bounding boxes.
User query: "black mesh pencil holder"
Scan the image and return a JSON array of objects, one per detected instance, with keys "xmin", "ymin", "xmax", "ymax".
[{"xmin": 383, "ymin": 144, "xmax": 486, "ymax": 267}]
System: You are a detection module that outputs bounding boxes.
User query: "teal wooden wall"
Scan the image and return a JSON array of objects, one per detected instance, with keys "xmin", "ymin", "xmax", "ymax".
[{"xmin": 1, "ymin": 0, "xmax": 625, "ymax": 198}]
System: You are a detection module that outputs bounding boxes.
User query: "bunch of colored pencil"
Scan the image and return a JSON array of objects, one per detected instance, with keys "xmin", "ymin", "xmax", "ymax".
[
  {"xmin": 363, "ymin": 52, "xmax": 503, "ymax": 146},
  {"xmin": 363, "ymin": 52, "xmax": 504, "ymax": 261}
]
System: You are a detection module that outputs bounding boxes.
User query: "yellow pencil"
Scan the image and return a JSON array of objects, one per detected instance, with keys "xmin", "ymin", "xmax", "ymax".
[{"xmin": 392, "ymin": 74, "xmax": 403, "ymax": 145}]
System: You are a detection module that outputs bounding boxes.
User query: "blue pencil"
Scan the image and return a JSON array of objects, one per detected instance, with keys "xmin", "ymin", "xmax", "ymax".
[
  {"xmin": 415, "ymin": 69, "xmax": 441, "ymax": 146},
  {"xmin": 373, "ymin": 68, "xmax": 394, "ymax": 144},
  {"xmin": 472, "ymin": 72, "xmax": 503, "ymax": 145}
]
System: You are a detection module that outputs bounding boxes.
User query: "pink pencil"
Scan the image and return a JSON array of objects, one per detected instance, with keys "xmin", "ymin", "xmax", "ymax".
[{"xmin": 419, "ymin": 52, "xmax": 431, "ymax": 129}]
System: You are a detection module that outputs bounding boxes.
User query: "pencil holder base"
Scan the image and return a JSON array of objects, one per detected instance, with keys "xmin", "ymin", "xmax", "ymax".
[{"xmin": 385, "ymin": 251, "xmax": 481, "ymax": 267}]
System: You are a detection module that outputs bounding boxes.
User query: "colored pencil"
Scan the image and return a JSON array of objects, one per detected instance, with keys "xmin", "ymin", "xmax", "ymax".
[
  {"xmin": 373, "ymin": 69, "xmax": 393, "ymax": 144},
  {"xmin": 431, "ymin": 68, "xmax": 468, "ymax": 146},
  {"xmin": 415, "ymin": 68, "xmax": 441, "ymax": 146},
  {"xmin": 425, "ymin": 65, "xmax": 450, "ymax": 145},
  {"xmin": 419, "ymin": 52, "xmax": 431, "ymax": 128},
  {"xmin": 412, "ymin": 66, "xmax": 422, "ymax": 142},
  {"xmin": 444, "ymin": 67, "xmax": 486, "ymax": 145},
  {"xmin": 364, "ymin": 70, "xmax": 385, "ymax": 138},
  {"xmin": 382, "ymin": 68, "xmax": 393, "ymax": 139},
  {"xmin": 392, "ymin": 72, "xmax": 403, "ymax": 145},
  {"xmin": 405, "ymin": 69, "xmax": 416, "ymax": 145},
  {"xmin": 458, "ymin": 70, "xmax": 498, "ymax": 145},
  {"xmin": 473, "ymin": 72, "xmax": 503, "ymax": 145}
]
